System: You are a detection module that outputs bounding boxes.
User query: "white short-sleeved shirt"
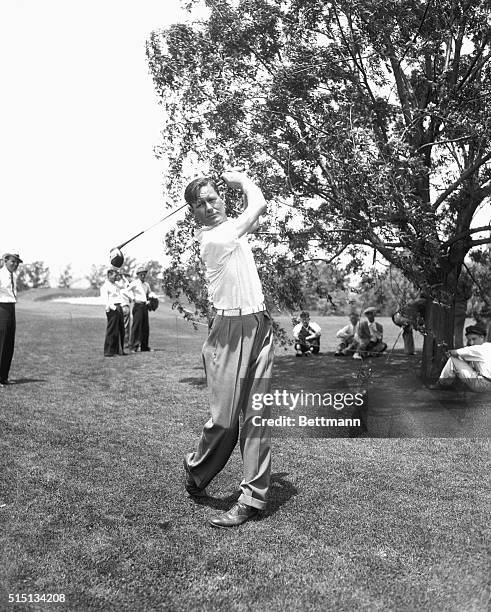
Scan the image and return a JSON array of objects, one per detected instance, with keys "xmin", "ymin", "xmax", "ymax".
[
  {"xmin": 293, "ymin": 321, "xmax": 321, "ymax": 340},
  {"xmin": 336, "ymin": 323, "xmax": 357, "ymax": 339},
  {"xmin": 196, "ymin": 218, "xmax": 264, "ymax": 310},
  {"xmin": 127, "ymin": 279, "xmax": 156, "ymax": 304},
  {"xmin": 456, "ymin": 343, "xmax": 491, "ymax": 379}
]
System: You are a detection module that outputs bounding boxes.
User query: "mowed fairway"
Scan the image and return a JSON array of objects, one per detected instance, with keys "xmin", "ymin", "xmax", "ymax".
[{"xmin": 0, "ymin": 296, "xmax": 489, "ymax": 611}]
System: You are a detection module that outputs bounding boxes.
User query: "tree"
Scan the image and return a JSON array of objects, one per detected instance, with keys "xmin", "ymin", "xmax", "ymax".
[
  {"xmin": 85, "ymin": 265, "xmax": 106, "ymax": 290},
  {"xmin": 16, "ymin": 261, "xmax": 50, "ymax": 291},
  {"xmin": 466, "ymin": 246, "xmax": 491, "ymax": 316},
  {"xmin": 353, "ymin": 266, "xmax": 420, "ymax": 315},
  {"xmin": 147, "ymin": 0, "xmax": 491, "ymax": 378},
  {"xmin": 142, "ymin": 260, "xmax": 164, "ymax": 289},
  {"xmin": 57, "ymin": 264, "xmax": 73, "ymax": 289}
]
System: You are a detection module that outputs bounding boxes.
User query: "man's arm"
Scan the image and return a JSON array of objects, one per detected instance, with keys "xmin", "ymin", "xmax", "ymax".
[
  {"xmin": 221, "ymin": 171, "xmax": 267, "ymax": 238},
  {"xmin": 306, "ymin": 323, "xmax": 321, "ymax": 340}
]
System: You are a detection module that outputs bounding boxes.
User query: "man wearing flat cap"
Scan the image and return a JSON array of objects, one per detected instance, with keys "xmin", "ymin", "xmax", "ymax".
[
  {"xmin": 127, "ymin": 266, "xmax": 157, "ymax": 352},
  {"xmin": 0, "ymin": 252, "xmax": 22, "ymax": 386},
  {"xmin": 438, "ymin": 325, "xmax": 491, "ymax": 393},
  {"xmin": 353, "ymin": 307, "xmax": 387, "ymax": 360}
]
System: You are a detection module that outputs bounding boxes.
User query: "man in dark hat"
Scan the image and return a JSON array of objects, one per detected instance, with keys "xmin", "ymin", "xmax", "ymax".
[
  {"xmin": 0, "ymin": 252, "xmax": 23, "ymax": 386},
  {"xmin": 127, "ymin": 266, "xmax": 157, "ymax": 352},
  {"xmin": 438, "ymin": 325, "xmax": 491, "ymax": 392}
]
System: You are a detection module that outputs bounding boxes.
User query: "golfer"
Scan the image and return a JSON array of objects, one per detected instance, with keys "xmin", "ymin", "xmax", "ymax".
[
  {"xmin": 183, "ymin": 170, "xmax": 274, "ymax": 529},
  {"xmin": 0, "ymin": 251, "xmax": 22, "ymax": 386}
]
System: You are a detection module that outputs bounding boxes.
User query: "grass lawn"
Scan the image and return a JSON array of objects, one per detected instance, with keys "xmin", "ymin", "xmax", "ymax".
[{"xmin": 0, "ymin": 295, "xmax": 489, "ymax": 611}]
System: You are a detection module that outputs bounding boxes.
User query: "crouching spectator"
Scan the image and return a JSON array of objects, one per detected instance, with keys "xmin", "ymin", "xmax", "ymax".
[
  {"xmin": 293, "ymin": 311, "xmax": 321, "ymax": 357},
  {"xmin": 392, "ymin": 311, "xmax": 415, "ymax": 355},
  {"xmin": 334, "ymin": 313, "xmax": 360, "ymax": 356},
  {"xmin": 353, "ymin": 307, "xmax": 387, "ymax": 360}
]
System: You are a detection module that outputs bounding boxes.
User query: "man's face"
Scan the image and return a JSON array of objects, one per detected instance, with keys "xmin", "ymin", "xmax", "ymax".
[
  {"xmin": 4, "ymin": 257, "xmax": 20, "ymax": 273},
  {"xmin": 366, "ymin": 312, "xmax": 375, "ymax": 322},
  {"xmin": 301, "ymin": 316, "xmax": 310, "ymax": 327},
  {"xmin": 137, "ymin": 272, "xmax": 147, "ymax": 281},
  {"xmin": 192, "ymin": 184, "xmax": 227, "ymax": 228},
  {"xmin": 466, "ymin": 333, "xmax": 484, "ymax": 346},
  {"xmin": 349, "ymin": 314, "xmax": 359, "ymax": 326}
]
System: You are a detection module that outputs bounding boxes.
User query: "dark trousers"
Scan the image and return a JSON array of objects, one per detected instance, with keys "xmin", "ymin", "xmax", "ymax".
[
  {"xmin": 130, "ymin": 303, "xmax": 149, "ymax": 350},
  {"xmin": 295, "ymin": 341, "xmax": 320, "ymax": 354},
  {"xmin": 0, "ymin": 303, "xmax": 16, "ymax": 382},
  {"xmin": 104, "ymin": 306, "xmax": 125, "ymax": 356}
]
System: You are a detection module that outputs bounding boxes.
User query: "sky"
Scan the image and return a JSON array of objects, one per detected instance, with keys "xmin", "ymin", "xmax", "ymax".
[{"xmin": 0, "ymin": 0, "xmax": 189, "ymax": 285}]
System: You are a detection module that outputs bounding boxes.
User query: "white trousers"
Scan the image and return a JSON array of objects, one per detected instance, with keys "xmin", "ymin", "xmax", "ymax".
[{"xmin": 439, "ymin": 356, "xmax": 491, "ymax": 393}]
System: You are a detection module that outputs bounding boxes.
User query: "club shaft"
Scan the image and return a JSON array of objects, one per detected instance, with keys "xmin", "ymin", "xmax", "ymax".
[{"xmin": 114, "ymin": 203, "xmax": 187, "ymax": 250}]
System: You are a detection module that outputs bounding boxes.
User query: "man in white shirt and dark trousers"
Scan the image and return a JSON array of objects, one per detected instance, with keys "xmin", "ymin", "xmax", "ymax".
[
  {"xmin": 438, "ymin": 325, "xmax": 491, "ymax": 393},
  {"xmin": 183, "ymin": 170, "xmax": 274, "ymax": 529},
  {"xmin": 0, "ymin": 252, "xmax": 22, "ymax": 387},
  {"xmin": 100, "ymin": 268, "xmax": 125, "ymax": 357},
  {"xmin": 293, "ymin": 311, "xmax": 322, "ymax": 356},
  {"xmin": 127, "ymin": 266, "xmax": 157, "ymax": 352}
]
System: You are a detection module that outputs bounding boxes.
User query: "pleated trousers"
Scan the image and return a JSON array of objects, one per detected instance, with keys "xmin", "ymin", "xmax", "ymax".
[
  {"xmin": 130, "ymin": 303, "xmax": 149, "ymax": 351},
  {"xmin": 187, "ymin": 311, "xmax": 274, "ymax": 510}
]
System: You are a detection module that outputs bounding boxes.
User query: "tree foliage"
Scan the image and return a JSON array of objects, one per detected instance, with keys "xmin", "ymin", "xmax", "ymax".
[
  {"xmin": 147, "ymin": 0, "xmax": 490, "ymax": 324},
  {"xmin": 16, "ymin": 262, "xmax": 50, "ymax": 291},
  {"xmin": 85, "ymin": 265, "xmax": 107, "ymax": 290},
  {"xmin": 466, "ymin": 246, "xmax": 491, "ymax": 316},
  {"xmin": 57, "ymin": 264, "xmax": 73, "ymax": 289}
]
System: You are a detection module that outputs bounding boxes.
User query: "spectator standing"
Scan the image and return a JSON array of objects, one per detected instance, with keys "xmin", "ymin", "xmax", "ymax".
[{"xmin": 0, "ymin": 252, "xmax": 22, "ymax": 386}]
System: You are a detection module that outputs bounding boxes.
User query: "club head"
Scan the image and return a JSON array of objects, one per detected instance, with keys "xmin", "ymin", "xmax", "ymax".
[{"xmin": 110, "ymin": 248, "xmax": 124, "ymax": 268}]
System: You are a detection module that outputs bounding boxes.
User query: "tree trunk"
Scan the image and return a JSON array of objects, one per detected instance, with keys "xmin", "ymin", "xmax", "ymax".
[{"xmin": 421, "ymin": 301, "xmax": 455, "ymax": 382}]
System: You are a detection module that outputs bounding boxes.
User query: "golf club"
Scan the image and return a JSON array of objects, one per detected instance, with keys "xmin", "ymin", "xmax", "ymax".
[{"xmin": 110, "ymin": 203, "xmax": 188, "ymax": 267}]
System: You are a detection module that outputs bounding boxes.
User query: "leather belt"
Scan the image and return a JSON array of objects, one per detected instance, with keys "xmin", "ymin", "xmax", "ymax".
[{"xmin": 215, "ymin": 303, "xmax": 266, "ymax": 317}]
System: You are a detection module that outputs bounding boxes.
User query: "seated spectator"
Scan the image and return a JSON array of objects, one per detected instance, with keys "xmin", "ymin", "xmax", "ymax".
[
  {"xmin": 293, "ymin": 311, "xmax": 321, "ymax": 357},
  {"xmin": 438, "ymin": 325, "xmax": 491, "ymax": 393},
  {"xmin": 353, "ymin": 307, "xmax": 387, "ymax": 360},
  {"xmin": 334, "ymin": 313, "xmax": 360, "ymax": 356}
]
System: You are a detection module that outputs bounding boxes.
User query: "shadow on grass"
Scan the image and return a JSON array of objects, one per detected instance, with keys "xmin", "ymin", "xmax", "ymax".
[
  {"xmin": 192, "ymin": 471, "xmax": 297, "ymax": 517},
  {"xmin": 9, "ymin": 378, "xmax": 47, "ymax": 385},
  {"xmin": 179, "ymin": 376, "xmax": 207, "ymax": 387}
]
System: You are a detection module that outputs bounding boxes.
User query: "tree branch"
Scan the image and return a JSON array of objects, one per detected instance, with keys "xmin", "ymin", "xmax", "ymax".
[
  {"xmin": 445, "ymin": 225, "xmax": 491, "ymax": 247},
  {"xmin": 418, "ymin": 134, "xmax": 473, "ymax": 151},
  {"xmin": 469, "ymin": 238, "xmax": 491, "ymax": 247},
  {"xmin": 432, "ymin": 152, "xmax": 491, "ymax": 210}
]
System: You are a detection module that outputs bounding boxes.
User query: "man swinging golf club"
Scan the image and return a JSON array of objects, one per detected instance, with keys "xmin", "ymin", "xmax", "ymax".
[{"xmin": 183, "ymin": 169, "xmax": 274, "ymax": 529}]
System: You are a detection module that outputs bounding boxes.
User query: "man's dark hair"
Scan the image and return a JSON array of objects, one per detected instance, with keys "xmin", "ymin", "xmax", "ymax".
[
  {"xmin": 184, "ymin": 177, "xmax": 220, "ymax": 208},
  {"xmin": 300, "ymin": 311, "xmax": 310, "ymax": 319},
  {"xmin": 465, "ymin": 325, "xmax": 486, "ymax": 337}
]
